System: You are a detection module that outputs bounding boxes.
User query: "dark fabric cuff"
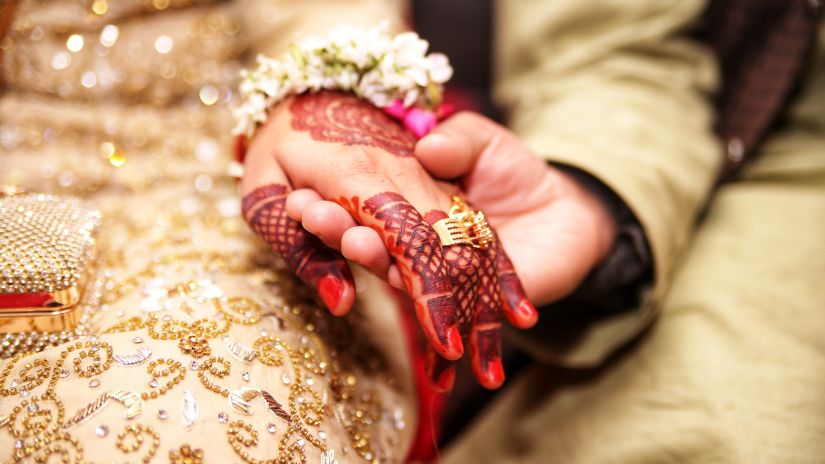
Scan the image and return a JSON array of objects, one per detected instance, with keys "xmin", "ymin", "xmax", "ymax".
[
  {"xmin": 506, "ymin": 164, "xmax": 654, "ymax": 364},
  {"xmin": 554, "ymin": 164, "xmax": 653, "ymax": 314}
]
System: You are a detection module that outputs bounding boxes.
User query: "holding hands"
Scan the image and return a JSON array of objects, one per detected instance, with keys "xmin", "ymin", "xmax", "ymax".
[{"xmin": 240, "ymin": 91, "xmax": 616, "ymax": 390}]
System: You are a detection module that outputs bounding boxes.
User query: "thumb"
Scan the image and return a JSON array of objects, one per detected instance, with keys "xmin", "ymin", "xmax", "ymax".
[{"xmin": 415, "ymin": 112, "xmax": 506, "ymax": 179}]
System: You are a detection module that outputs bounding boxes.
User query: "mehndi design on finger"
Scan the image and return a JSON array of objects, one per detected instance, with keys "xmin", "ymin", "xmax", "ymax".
[
  {"xmin": 242, "ymin": 184, "xmax": 354, "ymax": 314},
  {"xmin": 491, "ymin": 235, "xmax": 538, "ymax": 329},
  {"xmin": 424, "ymin": 210, "xmax": 509, "ymax": 390},
  {"xmin": 469, "ymin": 247, "xmax": 505, "ymax": 388},
  {"xmin": 338, "ymin": 193, "xmax": 463, "ymax": 360}
]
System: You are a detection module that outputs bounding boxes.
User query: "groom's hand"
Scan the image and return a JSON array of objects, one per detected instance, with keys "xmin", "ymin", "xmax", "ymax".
[{"xmin": 415, "ymin": 112, "xmax": 618, "ymax": 306}]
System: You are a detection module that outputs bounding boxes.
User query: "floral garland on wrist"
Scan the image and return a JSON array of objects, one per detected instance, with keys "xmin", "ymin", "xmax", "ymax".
[{"xmin": 233, "ymin": 23, "xmax": 454, "ymax": 141}]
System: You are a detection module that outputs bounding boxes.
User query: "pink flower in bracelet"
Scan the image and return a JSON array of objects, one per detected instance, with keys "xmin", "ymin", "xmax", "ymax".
[{"xmin": 384, "ymin": 99, "xmax": 456, "ymax": 138}]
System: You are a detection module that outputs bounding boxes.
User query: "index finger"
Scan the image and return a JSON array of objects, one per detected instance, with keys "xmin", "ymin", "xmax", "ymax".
[{"xmin": 339, "ymin": 192, "xmax": 464, "ymax": 361}]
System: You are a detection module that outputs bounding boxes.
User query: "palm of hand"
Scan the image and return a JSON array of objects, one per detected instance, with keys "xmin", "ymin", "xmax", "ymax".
[{"xmin": 453, "ymin": 134, "xmax": 615, "ymax": 306}]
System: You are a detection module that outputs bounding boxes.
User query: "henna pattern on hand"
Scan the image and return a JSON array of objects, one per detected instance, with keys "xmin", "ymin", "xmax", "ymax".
[
  {"xmin": 284, "ymin": 89, "xmax": 533, "ymax": 386},
  {"xmin": 423, "ymin": 210, "xmax": 504, "ymax": 390},
  {"xmin": 470, "ymin": 242, "xmax": 506, "ymax": 387},
  {"xmin": 338, "ymin": 192, "xmax": 463, "ymax": 360},
  {"xmin": 242, "ymin": 184, "xmax": 354, "ymax": 315},
  {"xmin": 289, "ymin": 92, "xmax": 417, "ymax": 157},
  {"xmin": 492, "ymin": 233, "xmax": 538, "ymax": 329}
]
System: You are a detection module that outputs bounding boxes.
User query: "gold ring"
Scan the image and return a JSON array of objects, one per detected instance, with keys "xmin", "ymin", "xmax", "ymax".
[
  {"xmin": 432, "ymin": 217, "xmax": 473, "ymax": 247},
  {"xmin": 433, "ymin": 196, "xmax": 494, "ymax": 249}
]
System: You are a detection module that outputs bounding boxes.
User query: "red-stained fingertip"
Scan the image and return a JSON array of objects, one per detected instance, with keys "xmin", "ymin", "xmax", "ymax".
[
  {"xmin": 482, "ymin": 358, "xmax": 505, "ymax": 390},
  {"xmin": 318, "ymin": 275, "xmax": 352, "ymax": 316},
  {"xmin": 444, "ymin": 326, "xmax": 464, "ymax": 360},
  {"xmin": 515, "ymin": 299, "xmax": 538, "ymax": 329},
  {"xmin": 434, "ymin": 367, "xmax": 456, "ymax": 393}
]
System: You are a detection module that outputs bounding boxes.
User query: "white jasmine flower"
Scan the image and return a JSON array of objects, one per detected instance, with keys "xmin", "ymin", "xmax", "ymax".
[
  {"xmin": 333, "ymin": 67, "xmax": 359, "ymax": 89},
  {"xmin": 403, "ymin": 88, "xmax": 420, "ymax": 107},
  {"xmin": 255, "ymin": 77, "xmax": 281, "ymax": 96},
  {"xmin": 233, "ymin": 22, "xmax": 454, "ymax": 136},
  {"xmin": 426, "ymin": 53, "xmax": 453, "ymax": 83},
  {"xmin": 392, "ymin": 32, "xmax": 429, "ymax": 67},
  {"xmin": 367, "ymin": 91, "xmax": 392, "ymax": 108},
  {"xmin": 246, "ymin": 93, "xmax": 269, "ymax": 123},
  {"xmin": 239, "ymin": 77, "xmax": 257, "ymax": 95},
  {"xmin": 404, "ymin": 67, "xmax": 429, "ymax": 87}
]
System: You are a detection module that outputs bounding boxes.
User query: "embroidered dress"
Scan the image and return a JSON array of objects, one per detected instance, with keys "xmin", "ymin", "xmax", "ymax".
[{"xmin": 0, "ymin": 1, "xmax": 415, "ymax": 462}]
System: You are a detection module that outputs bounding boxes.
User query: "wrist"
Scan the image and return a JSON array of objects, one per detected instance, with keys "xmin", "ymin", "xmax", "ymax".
[
  {"xmin": 555, "ymin": 167, "xmax": 618, "ymax": 268},
  {"xmin": 550, "ymin": 163, "xmax": 652, "ymax": 304},
  {"xmin": 234, "ymin": 24, "xmax": 453, "ymax": 141}
]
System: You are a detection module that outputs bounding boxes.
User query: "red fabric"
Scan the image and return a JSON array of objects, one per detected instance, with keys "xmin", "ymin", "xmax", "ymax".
[
  {"xmin": 0, "ymin": 292, "xmax": 52, "ymax": 309},
  {"xmin": 395, "ymin": 289, "xmax": 446, "ymax": 463},
  {"xmin": 440, "ymin": 86, "xmax": 479, "ymax": 116},
  {"xmin": 234, "ymin": 135, "xmax": 247, "ymax": 164}
]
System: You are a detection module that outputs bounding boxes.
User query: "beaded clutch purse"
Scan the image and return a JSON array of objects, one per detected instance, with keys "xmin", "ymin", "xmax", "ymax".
[{"xmin": 0, "ymin": 192, "xmax": 101, "ymax": 334}]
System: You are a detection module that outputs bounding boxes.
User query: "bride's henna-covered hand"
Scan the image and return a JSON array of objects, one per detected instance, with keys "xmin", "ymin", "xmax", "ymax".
[
  {"xmin": 240, "ymin": 91, "xmax": 537, "ymax": 386},
  {"xmin": 240, "ymin": 91, "xmax": 466, "ymax": 361},
  {"xmin": 422, "ymin": 211, "xmax": 536, "ymax": 391},
  {"xmin": 241, "ymin": 184, "xmax": 354, "ymax": 316},
  {"xmin": 336, "ymin": 191, "xmax": 463, "ymax": 362}
]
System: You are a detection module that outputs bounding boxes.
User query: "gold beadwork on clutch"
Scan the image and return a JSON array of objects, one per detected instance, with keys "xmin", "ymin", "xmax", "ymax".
[
  {"xmin": 0, "ymin": 193, "xmax": 101, "ymax": 336},
  {"xmin": 0, "ymin": 194, "xmax": 100, "ymax": 294}
]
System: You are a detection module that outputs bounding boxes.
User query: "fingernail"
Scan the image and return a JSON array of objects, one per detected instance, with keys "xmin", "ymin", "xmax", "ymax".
[
  {"xmin": 434, "ymin": 368, "xmax": 456, "ymax": 392},
  {"xmin": 516, "ymin": 300, "xmax": 538, "ymax": 328},
  {"xmin": 318, "ymin": 275, "xmax": 344, "ymax": 315},
  {"xmin": 484, "ymin": 358, "xmax": 505, "ymax": 389},
  {"xmin": 445, "ymin": 326, "xmax": 464, "ymax": 360}
]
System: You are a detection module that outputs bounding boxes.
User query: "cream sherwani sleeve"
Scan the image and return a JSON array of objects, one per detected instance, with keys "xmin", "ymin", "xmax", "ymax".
[{"xmin": 495, "ymin": 0, "xmax": 722, "ymax": 365}]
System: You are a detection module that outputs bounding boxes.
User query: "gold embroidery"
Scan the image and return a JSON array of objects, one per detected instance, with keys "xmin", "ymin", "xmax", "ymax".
[
  {"xmin": 140, "ymin": 358, "xmax": 186, "ymax": 401},
  {"xmin": 27, "ymin": 432, "xmax": 83, "ymax": 464},
  {"xmin": 227, "ymin": 420, "xmax": 281, "ymax": 464},
  {"xmin": 1, "ymin": 3, "xmax": 403, "ymax": 461},
  {"xmin": 145, "ymin": 315, "xmax": 191, "ymax": 341},
  {"xmin": 71, "ymin": 342, "xmax": 113, "ymax": 377},
  {"xmin": 253, "ymin": 336, "xmax": 286, "ymax": 367},
  {"xmin": 197, "ymin": 356, "xmax": 231, "ymax": 397},
  {"xmin": 101, "ymin": 316, "xmax": 145, "ymax": 335},
  {"xmin": 7, "ymin": 392, "xmax": 64, "ymax": 440},
  {"xmin": 189, "ymin": 317, "xmax": 231, "ymax": 339},
  {"xmin": 169, "ymin": 444, "xmax": 205, "ymax": 464},
  {"xmin": 178, "ymin": 334, "xmax": 212, "ymax": 358},
  {"xmin": 214, "ymin": 296, "xmax": 263, "ymax": 325},
  {"xmin": 102, "ymin": 252, "xmax": 253, "ymax": 306},
  {"xmin": 116, "ymin": 423, "xmax": 160, "ymax": 464},
  {"xmin": 0, "ymin": 356, "xmax": 50, "ymax": 396},
  {"xmin": 226, "ymin": 336, "xmax": 330, "ymax": 464}
]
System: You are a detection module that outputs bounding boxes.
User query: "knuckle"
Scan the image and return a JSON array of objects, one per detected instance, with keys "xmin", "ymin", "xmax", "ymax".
[
  {"xmin": 333, "ymin": 149, "xmax": 380, "ymax": 181},
  {"xmin": 385, "ymin": 159, "xmax": 426, "ymax": 184},
  {"xmin": 407, "ymin": 222, "xmax": 438, "ymax": 250}
]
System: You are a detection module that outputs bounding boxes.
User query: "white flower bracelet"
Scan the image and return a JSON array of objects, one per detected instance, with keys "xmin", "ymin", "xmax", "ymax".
[{"xmin": 232, "ymin": 23, "xmax": 454, "ymax": 140}]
